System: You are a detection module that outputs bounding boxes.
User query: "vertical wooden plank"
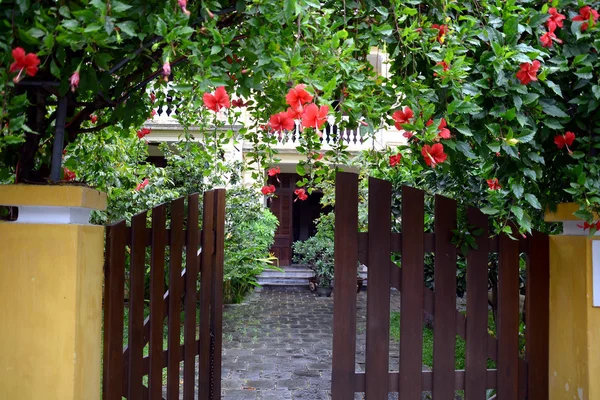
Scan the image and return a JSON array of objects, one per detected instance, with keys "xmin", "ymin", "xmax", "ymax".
[
  {"xmin": 102, "ymin": 221, "xmax": 126, "ymax": 400},
  {"xmin": 497, "ymin": 231, "xmax": 520, "ymax": 399},
  {"xmin": 149, "ymin": 204, "xmax": 167, "ymax": 400},
  {"xmin": 198, "ymin": 190, "xmax": 215, "ymax": 400},
  {"xmin": 398, "ymin": 186, "xmax": 425, "ymax": 399},
  {"xmin": 210, "ymin": 189, "xmax": 226, "ymax": 399},
  {"xmin": 331, "ymin": 171, "xmax": 359, "ymax": 400},
  {"xmin": 465, "ymin": 207, "xmax": 489, "ymax": 399},
  {"xmin": 433, "ymin": 195, "xmax": 458, "ymax": 399},
  {"xmin": 365, "ymin": 177, "xmax": 392, "ymax": 399},
  {"xmin": 167, "ymin": 198, "xmax": 185, "ymax": 399},
  {"xmin": 127, "ymin": 212, "xmax": 147, "ymax": 399},
  {"xmin": 526, "ymin": 232, "xmax": 549, "ymax": 400},
  {"xmin": 184, "ymin": 194, "xmax": 200, "ymax": 400}
]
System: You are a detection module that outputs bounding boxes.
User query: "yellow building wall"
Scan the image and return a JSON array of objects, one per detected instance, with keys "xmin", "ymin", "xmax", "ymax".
[
  {"xmin": 0, "ymin": 223, "xmax": 104, "ymax": 400},
  {"xmin": 549, "ymin": 236, "xmax": 600, "ymax": 400}
]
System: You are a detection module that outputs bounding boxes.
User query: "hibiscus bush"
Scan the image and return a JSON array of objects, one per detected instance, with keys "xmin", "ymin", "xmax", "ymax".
[{"xmin": 2, "ymin": 0, "xmax": 600, "ymax": 234}]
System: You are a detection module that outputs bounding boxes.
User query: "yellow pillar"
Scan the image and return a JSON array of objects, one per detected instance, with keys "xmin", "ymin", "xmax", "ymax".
[
  {"xmin": 546, "ymin": 204, "xmax": 600, "ymax": 400},
  {"xmin": 0, "ymin": 185, "xmax": 107, "ymax": 400}
]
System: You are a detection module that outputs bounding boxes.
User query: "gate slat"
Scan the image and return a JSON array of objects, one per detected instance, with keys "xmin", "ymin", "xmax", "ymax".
[
  {"xmin": 210, "ymin": 189, "xmax": 226, "ymax": 399},
  {"xmin": 184, "ymin": 194, "xmax": 200, "ymax": 400},
  {"xmin": 331, "ymin": 172, "xmax": 359, "ymax": 400},
  {"xmin": 526, "ymin": 232, "xmax": 549, "ymax": 400},
  {"xmin": 497, "ymin": 231, "xmax": 520, "ymax": 399},
  {"xmin": 465, "ymin": 207, "xmax": 489, "ymax": 399},
  {"xmin": 149, "ymin": 204, "xmax": 167, "ymax": 400},
  {"xmin": 128, "ymin": 212, "xmax": 147, "ymax": 399},
  {"xmin": 167, "ymin": 198, "xmax": 185, "ymax": 399},
  {"xmin": 103, "ymin": 221, "xmax": 126, "ymax": 400},
  {"xmin": 198, "ymin": 190, "xmax": 215, "ymax": 400},
  {"xmin": 398, "ymin": 186, "xmax": 425, "ymax": 399},
  {"xmin": 433, "ymin": 195, "xmax": 457, "ymax": 399},
  {"xmin": 365, "ymin": 177, "xmax": 392, "ymax": 399}
]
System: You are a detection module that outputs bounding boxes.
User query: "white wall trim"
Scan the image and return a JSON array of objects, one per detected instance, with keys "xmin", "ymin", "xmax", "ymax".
[
  {"xmin": 12, "ymin": 206, "xmax": 93, "ymax": 225},
  {"xmin": 593, "ymin": 240, "xmax": 600, "ymax": 308},
  {"xmin": 560, "ymin": 221, "xmax": 600, "ymax": 236}
]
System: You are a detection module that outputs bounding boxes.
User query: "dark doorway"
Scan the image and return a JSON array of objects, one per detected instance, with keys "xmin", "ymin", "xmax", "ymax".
[{"xmin": 267, "ymin": 172, "xmax": 330, "ymax": 266}]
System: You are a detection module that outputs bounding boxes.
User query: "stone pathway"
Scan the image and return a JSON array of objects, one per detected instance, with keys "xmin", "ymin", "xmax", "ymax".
[{"xmin": 221, "ymin": 288, "xmax": 402, "ymax": 399}]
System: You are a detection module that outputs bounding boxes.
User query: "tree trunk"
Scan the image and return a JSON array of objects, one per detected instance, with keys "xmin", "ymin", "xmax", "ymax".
[{"xmin": 17, "ymin": 90, "xmax": 48, "ymax": 183}]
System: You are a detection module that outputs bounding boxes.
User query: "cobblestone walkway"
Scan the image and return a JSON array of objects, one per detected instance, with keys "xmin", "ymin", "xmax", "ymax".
[{"xmin": 221, "ymin": 288, "xmax": 401, "ymax": 400}]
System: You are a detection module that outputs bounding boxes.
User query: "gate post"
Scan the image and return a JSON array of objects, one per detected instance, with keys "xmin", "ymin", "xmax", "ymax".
[
  {"xmin": 0, "ymin": 185, "xmax": 106, "ymax": 400},
  {"xmin": 545, "ymin": 204, "xmax": 600, "ymax": 400}
]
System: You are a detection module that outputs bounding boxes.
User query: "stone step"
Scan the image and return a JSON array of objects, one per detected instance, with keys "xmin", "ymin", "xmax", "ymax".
[{"xmin": 258, "ymin": 266, "xmax": 369, "ymax": 287}]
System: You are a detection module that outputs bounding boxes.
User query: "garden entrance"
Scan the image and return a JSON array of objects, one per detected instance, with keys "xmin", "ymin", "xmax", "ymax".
[
  {"xmin": 102, "ymin": 190, "xmax": 226, "ymax": 400},
  {"xmin": 331, "ymin": 172, "xmax": 550, "ymax": 399}
]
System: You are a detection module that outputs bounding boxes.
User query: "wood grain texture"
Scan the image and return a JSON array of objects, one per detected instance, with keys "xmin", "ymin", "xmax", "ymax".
[{"xmin": 184, "ymin": 194, "xmax": 200, "ymax": 400}]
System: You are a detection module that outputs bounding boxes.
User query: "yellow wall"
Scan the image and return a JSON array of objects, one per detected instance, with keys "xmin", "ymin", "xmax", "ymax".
[
  {"xmin": 0, "ymin": 223, "xmax": 104, "ymax": 400},
  {"xmin": 549, "ymin": 236, "xmax": 600, "ymax": 400}
]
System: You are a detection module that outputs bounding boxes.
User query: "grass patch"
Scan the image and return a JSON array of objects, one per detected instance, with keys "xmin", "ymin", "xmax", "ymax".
[{"xmin": 390, "ymin": 311, "xmax": 495, "ymax": 370}]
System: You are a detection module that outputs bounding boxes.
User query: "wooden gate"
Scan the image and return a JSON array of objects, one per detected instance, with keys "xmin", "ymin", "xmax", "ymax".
[
  {"xmin": 331, "ymin": 172, "xmax": 549, "ymax": 399},
  {"xmin": 103, "ymin": 190, "xmax": 226, "ymax": 400}
]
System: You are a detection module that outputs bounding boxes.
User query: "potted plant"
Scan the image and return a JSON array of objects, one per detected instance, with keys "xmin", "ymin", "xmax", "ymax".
[{"xmin": 293, "ymin": 233, "xmax": 334, "ymax": 296}]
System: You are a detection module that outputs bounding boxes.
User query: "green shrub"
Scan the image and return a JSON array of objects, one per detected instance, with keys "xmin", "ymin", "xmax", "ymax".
[
  {"xmin": 292, "ymin": 213, "xmax": 335, "ymax": 287},
  {"xmin": 223, "ymin": 187, "xmax": 279, "ymax": 303}
]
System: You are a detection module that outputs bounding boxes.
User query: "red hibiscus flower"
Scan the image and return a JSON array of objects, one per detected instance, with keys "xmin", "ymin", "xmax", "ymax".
[
  {"xmin": 389, "ymin": 153, "xmax": 402, "ymax": 167},
  {"xmin": 294, "ymin": 188, "xmax": 308, "ymax": 201},
  {"xmin": 261, "ymin": 185, "xmax": 276, "ymax": 195},
  {"xmin": 162, "ymin": 61, "xmax": 171, "ymax": 81},
  {"xmin": 572, "ymin": 6, "xmax": 599, "ymax": 31},
  {"xmin": 421, "ymin": 143, "xmax": 448, "ymax": 167},
  {"xmin": 515, "ymin": 60, "xmax": 541, "ymax": 85},
  {"xmin": 137, "ymin": 128, "xmax": 152, "ymax": 139},
  {"xmin": 286, "ymin": 84, "xmax": 313, "ymax": 111},
  {"xmin": 10, "ymin": 47, "xmax": 41, "ymax": 83},
  {"xmin": 63, "ymin": 168, "xmax": 76, "ymax": 182},
  {"xmin": 431, "ymin": 24, "xmax": 448, "ymax": 43},
  {"xmin": 554, "ymin": 131, "xmax": 575, "ymax": 154},
  {"xmin": 267, "ymin": 167, "xmax": 281, "ymax": 177},
  {"xmin": 286, "ymin": 107, "xmax": 303, "ymax": 120},
  {"xmin": 540, "ymin": 31, "xmax": 562, "ymax": 48},
  {"xmin": 316, "ymin": 152, "xmax": 324, "ymax": 161},
  {"xmin": 486, "ymin": 178, "xmax": 501, "ymax": 190},
  {"xmin": 425, "ymin": 119, "xmax": 434, "ymax": 127},
  {"xmin": 69, "ymin": 70, "xmax": 80, "ymax": 93},
  {"xmin": 546, "ymin": 8, "xmax": 566, "ymax": 32},
  {"xmin": 392, "ymin": 106, "xmax": 414, "ymax": 130},
  {"xmin": 232, "ymin": 99, "xmax": 248, "ymax": 108},
  {"xmin": 577, "ymin": 221, "xmax": 600, "ymax": 231},
  {"xmin": 90, "ymin": 115, "xmax": 98, "ymax": 124},
  {"xmin": 403, "ymin": 131, "xmax": 414, "ymax": 139},
  {"xmin": 437, "ymin": 118, "xmax": 451, "ymax": 139},
  {"xmin": 150, "ymin": 92, "xmax": 156, "ymax": 103},
  {"xmin": 434, "ymin": 61, "xmax": 450, "ymax": 77},
  {"xmin": 301, "ymin": 104, "xmax": 329, "ymax": 130},
  {"xmin": 203, "ymin": 86, "xmax": 231, "ymax": 112},
  {"xmin": 136, "ymin": 179, "xmax": 150, "ymax": 191},
  {"xmin": 178, "ymin": 0, "xmax": 191, "ymax": 15},
  {"xmin": 149, "ymin": 109, "xmax": 157, "ymax": 119},
  {"xmin": 269, "ymin": 112, "xmax": 295, "ymax": 132}
]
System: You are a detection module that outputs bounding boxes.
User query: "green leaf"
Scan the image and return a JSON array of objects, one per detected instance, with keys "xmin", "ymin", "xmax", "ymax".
[
  {"xmin": 523, "ymin": 168, "xmax": 537, "ymax": 181},
  {"xmin": 592, "ymin": 85, "xmax": 600, "ymax": 100},
  {"xmin": 524, "ymin": 193, "xmax": 542, "ymax": 209},
  {"xmin": 527, "ymin": 152, "xmax": 545, "ymax": 164},
  {"xmin": 111, "ymin": 1, "xmax": 132, "ymax": 13},
  {"xmin": 284, "ymin": 0, "xmax": 299, "ymax": 20},
  {"xmin": 511, "ymin": 205, "xmax": 524, "ymax": 221},
  {"xmin": 455, "ymin": 126, "xmax": 473, "ymax": 137},
  {"xmin": 571, "ymin": 151, "xmax": 586, "ymax": 159},
  {"xmin": 456, "ymin": 141, "xmax": 476, "ymax": 159},
  {"xmin": 545, "ymin": 80, "xmax": 563, "ymax": 97},
  {"xmin": 27, "ymin": 28, "xmax": 45, "ymax": 39},
  {"xmin": 296, "ymin": 163, "xmax": 305, "ymax": 176},
  {"xmin": 512, "ymin": 183, "xmax": 524, "ymax": 198},
  {"xmin": 513, "ymin": 95, "xmax": 523, "ymax": 111},
  {"xmin": 211, "ymin": 45, "xmax": 222, "ymax": 55},
  {"xmin": 116, "ymin": 22, "xmax": 136, "ymax": 36},
  {"xmin": 539, "ymin": 99, "xmax": 569, "ymax": 118},
  {"xmin": 84, "ymin": 23, "xmax": 103, "ymax": 33},
  {"xmin": 516, "ymin": 131, "xmax": 535, "ymax": 143},
  {"xmin": 487, "ymin": 142, "xmax": 501, "ymax": 152},
  {"xmin": 480, "ymin": 207, "xmax": 500, "ymax": 215}
]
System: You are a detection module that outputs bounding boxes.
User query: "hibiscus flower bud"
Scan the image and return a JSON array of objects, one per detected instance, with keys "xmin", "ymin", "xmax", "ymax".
[
  {"xmin": 178, "ymin": 0, "xmax": 191, "ymax": 15},
  {"xmin": 90, "ymin": 115, "xmax": 98, "ymax": 124},
  {"xmin": 69, "ymin": 70, "xmax": 80, "ymax": 93},
  {"xmin": 162, "ymin": 60, "xmax": 171, "ymax": 81}
]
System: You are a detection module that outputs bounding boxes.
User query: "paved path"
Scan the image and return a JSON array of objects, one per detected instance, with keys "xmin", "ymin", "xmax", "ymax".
[{"xmin": 220, "ymin": 288, "xmax": 402, "ymax": 400}]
